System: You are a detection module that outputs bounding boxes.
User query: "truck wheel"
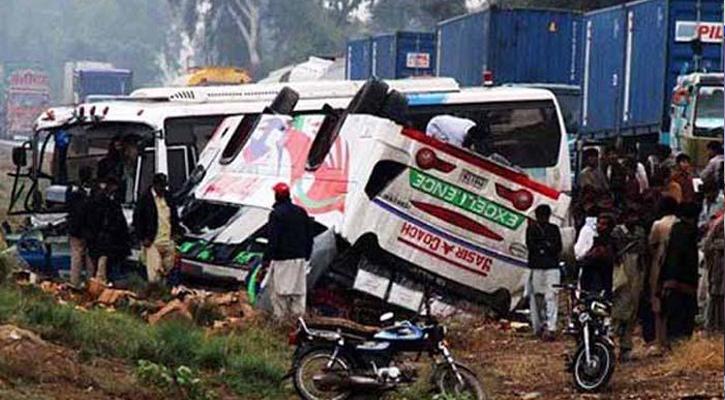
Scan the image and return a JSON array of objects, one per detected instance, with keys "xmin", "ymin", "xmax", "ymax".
[
  {"xmin": 378, "ymin": 90, "xmax": 408, "ymax": 125},
  {"xmin": 347, "ymin": 79, "xmax": 388, "ymax": 115},
  {"xmin": 269, "ymin": 87, "xmax": 300, "ymax": 115}
]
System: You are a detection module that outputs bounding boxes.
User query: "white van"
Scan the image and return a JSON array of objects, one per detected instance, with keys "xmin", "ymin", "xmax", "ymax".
[{"xmin": 180, "ymin": 82, "xmax": 572, "ymax": 311}]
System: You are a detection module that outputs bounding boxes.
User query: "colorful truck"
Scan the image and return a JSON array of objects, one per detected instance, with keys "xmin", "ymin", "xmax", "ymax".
[{"xmin": 1, "ymin": 64, "xmax": 51, "ymax": 140}]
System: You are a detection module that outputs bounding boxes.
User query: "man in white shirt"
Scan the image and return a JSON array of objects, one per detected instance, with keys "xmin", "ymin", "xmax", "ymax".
[
  {"xmin": 425, "ymin": 115, "xmax": 476, "ymax": 148},
  {"xmin": 575, "ymin": 216, "xmax": 598, "ymax": 261}
]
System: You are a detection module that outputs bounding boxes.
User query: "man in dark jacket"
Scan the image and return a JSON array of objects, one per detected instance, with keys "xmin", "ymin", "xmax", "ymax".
[
  {"xmin": 88, "ymin": 176, "xmax": 131, "ymax": 283},
  {"xmin": 525, "ymin": 205, "xmax": 563, "ymax": 340},
  {"xmin": 579, "ymin": 213, "xmax": 616, "ymax": 298},
  {"xmin": 264, "ymin": 182, "xmax": 314, "ymax": 319},
  {"xmin": 68, "ymin": 166, "xmax": 95, "ymax": 287},
  {"xmin": 133, "ymin": 173, "xmax": 181, "ymax": 284},
  {"xmin": 660, "ymin": 203, "xmax": 700, "ymax": 343}
]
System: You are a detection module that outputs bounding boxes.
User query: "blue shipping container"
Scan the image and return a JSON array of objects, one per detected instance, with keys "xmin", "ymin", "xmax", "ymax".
[
  {"xmin": 346, "ymin": 38, "xmax": 373, "ymax": 80},
  {"xmin": 437, "ymin": 8, "xmax": 583, "ymax": 87},
  {"xmin": 372, "ymin": 31, "xmax": 437, "ymax": 79},
  {"xmin": 580, "ymin": 0, "xmax": 723, "ymax": 138},
  {"xmin": 77, "ymin": 69, "xmax": 133, "ymax": 102}
]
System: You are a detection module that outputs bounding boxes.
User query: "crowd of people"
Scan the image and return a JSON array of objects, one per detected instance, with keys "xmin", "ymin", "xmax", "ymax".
[{"xmin": 526, "ymin": 141, "xmax": 724, "ymax": 360}]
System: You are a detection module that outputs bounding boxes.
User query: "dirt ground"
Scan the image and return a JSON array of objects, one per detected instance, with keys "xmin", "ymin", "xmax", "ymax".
[
  {"xmin": 452, "ymin": 321, "xmax": 724, "ymax": 400},
  {"xmin": 0, "ymin": 325, "xmax": 164, "ymax": 400},
  {"xmin": 1, "ymin": 318, "xmax": 721, "ymax": 400}
]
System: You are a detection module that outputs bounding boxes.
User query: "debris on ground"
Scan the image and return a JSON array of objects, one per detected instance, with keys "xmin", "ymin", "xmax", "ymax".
[{"xmin": 148, "ymin": 298, "xmax": 194, "ymax": 325}]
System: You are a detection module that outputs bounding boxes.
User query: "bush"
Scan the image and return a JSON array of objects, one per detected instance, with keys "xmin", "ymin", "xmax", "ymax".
[{"xmin": 136, "ymin": 360, "xmax": 216, "ymax": 400}]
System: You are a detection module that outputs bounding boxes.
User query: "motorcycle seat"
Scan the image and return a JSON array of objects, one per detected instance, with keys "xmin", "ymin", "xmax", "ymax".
[{"xmin": 306, "ymin": 316, "xmax": 380, "ymax": 339}]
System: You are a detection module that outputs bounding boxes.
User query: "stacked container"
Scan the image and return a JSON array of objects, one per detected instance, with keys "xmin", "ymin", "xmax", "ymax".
[
  {"xmin": 580, "ymin": 0, "xmax": 723, "ymax": 139},
  {"xmin": 436, "ymin": 7, "xmax": 583, "ymax": 87},
  {"xmin": 345, "ymin": 31, "xmax": 437, "ymax": 80}
]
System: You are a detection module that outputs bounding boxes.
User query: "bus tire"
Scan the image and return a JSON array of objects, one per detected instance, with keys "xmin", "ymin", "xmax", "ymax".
[
  {"xmin": 270, "ymin": 87, "xmax": 300, "ymax": 115},
  {"xmin": 347, "ymin": 79, "xmax": 388, "ymax": 115},
  {"xmin": 378, "ymin": 90, "xmax": 408, "ymax": 125}
]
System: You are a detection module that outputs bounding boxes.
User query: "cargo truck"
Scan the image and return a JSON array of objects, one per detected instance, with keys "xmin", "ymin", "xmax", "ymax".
[
  {"xmin": 63, "ymin": 61, "xmax": 133, "ymax": 104},
  {"xmin": 436, "ymin": 7, "xmax": 583, "ymax": 87},
  {"xmin": 579, "ymin": 0, "xmax": 723, "ymax": 163},
  {"xmin": 1, "ymin": 64, "xmax": 51, "ymax": 140}
]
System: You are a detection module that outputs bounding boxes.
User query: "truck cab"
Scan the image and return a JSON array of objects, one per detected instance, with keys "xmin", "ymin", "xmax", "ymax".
[{"xmin": 669, "ymin": 72, "xmax": 724, "ymax": 168}]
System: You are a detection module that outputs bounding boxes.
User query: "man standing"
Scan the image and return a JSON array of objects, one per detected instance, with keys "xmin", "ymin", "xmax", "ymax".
[
  {"xmin": 578, "ymin": 214, "xmax": 616, "ymax": 298},
  {"xmin": 611, "ymin": 207, "xmax": 647, "ymax": 361},
  {"xmin": 88, "ymin": 176, "xmax": 131, "ymax": 284},
  {"xmin": 698, "ymin": 180, "xmax": 724, "ymax": 234},
  {"xmin": 660, "ymin": 203, "xmax": 700, "ymax": 342},
  {"xmin": 525, "ymin": 205, "xmax": 562, "ymax": 341},
  {"xmin": 133, "ymin": 174, "xmax": 181, "ymax": 284},
  {"xmin": 648, "ymin": 196, "xmax": 679, "ymax": 353},
  {"xmin": 672, "ymin": 153, "xmax": 696, "ymax": 205},
  {"xmin": 703, "ymin": 214, "xmax": 724, "ymax": 332},
  {"xmin": 700, "ymin": 141, "xmax": 724, "ymax": 189},
  {"xmin": 579, "ymin": 148, "xmax": 609, "ymax": 195},
  {"xmin": 68, "ymin": 166, "xmax": 95, "ymax": 288},
  {"xmin": 264, "ymin": 182, "xmax": 314, "ymax": 319}
]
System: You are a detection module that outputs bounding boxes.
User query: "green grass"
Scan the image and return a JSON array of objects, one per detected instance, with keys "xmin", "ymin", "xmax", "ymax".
[{"xmin": 0, "ymin": 283, "xmax": 291, "ymax": 399}]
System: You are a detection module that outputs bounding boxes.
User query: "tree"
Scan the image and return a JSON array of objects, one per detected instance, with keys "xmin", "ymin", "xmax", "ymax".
[
  {"xmin": 164, "ymin": 0, "xmax": 262, "ymax": 74},
  {"xmin": 262, "ymin": 0, "xmax": 365, "ymax": 71},
  {"xmin": 0, "ymin": 0, "xmax": 170, "ymax": 98},
  {"xmin": 370, "ymin": 0, "xmax": 467, "ymax": 32}
]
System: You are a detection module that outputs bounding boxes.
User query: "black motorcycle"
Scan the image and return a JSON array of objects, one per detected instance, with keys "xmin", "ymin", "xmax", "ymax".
[
  {"xmin": 288, "ymin": 302, "xmax": 486, "ymax": 400},
  {"xmin": 556, "ymin": 283, "xmax": 616, "ymax": 392}
]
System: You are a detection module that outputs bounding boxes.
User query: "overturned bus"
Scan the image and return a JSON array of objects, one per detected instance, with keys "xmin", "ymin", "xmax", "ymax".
[{"xmin": 179, "ymin": 80, "xmax": 572, "ymax": 314}]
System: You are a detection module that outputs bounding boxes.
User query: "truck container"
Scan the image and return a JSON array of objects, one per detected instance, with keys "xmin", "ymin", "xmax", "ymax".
[
  {"xmin": 346, "ymin": 37, "xmax": 373, "ymax": 80},
  {"xmin": 436, "ymin": 7, "xmax": 583, "ymax": 87},
  {"xmin": 580, "ymin": 0, "xmax": 723, "ymax": 140},
  {"xmin": 345, "ymin": 31, "xmax": 437, "ymax": 80},
  {"xmin": 63, "ymin": 61, "xmax": 133, "ymax": 104}
]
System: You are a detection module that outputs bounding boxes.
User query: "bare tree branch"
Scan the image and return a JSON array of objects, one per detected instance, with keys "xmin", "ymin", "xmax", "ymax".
[{"xmin": 226, "ymin": 0, "xmax": 260, "ymax": 66}]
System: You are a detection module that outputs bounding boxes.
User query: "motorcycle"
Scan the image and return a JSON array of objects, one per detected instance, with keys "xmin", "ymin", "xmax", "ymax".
[
  {"xmin": 288, "ymin": 298, "xmax": 486, "ymax": 400},
  {"xmin": 556, "ymin": 283, "xmax": 616, "ymax": 392}
]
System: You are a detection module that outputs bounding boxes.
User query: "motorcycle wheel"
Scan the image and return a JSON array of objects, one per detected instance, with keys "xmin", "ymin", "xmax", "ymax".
[
  {"xmin": 572, "ymin": 340, "xmax": 615, "ymax": 392},
  {"xmin": 434, "ymin": 363, "xmax": 487, "ymax": 400},
  {"xmin": 293, "ymin": 349, "xmax": 352, "ymax": 400}
]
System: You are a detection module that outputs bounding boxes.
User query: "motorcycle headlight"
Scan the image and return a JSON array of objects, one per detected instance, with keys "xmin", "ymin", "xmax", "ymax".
[{"xmin": 579, "ymin": 312, "xmax": 591, "ymax": 323}]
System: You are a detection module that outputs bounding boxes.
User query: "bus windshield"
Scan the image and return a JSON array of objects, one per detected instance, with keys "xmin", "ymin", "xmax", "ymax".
[{"xmin": 695, "ymin": 86, "xmax": 724, "ymax": 136}]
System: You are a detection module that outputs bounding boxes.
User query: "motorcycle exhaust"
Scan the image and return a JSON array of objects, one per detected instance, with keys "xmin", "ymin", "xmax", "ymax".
[{"xmin": 313, "ymin": 373, "xmax": 384, "ymax": 390}]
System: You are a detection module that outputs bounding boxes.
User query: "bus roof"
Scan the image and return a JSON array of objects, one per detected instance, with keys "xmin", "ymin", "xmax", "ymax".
[{"xmin": 36, "ymin": 81, "xmax": 557, "ymax": 132}]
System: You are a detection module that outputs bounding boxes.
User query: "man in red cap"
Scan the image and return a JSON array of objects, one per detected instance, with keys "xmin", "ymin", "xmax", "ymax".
[{"xmin": 264, "ymin": 182, "xmax": 314, "ymax": 318}]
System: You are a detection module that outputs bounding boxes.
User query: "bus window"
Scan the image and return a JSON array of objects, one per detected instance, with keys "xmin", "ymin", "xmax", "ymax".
[
  {"xmin": 135, "ymin": 147, "xmax": 189, "ymax": 199},
  {"xmin": 136, "ymin": 149, "xmax": 155, "ymax": 201},
  {"xmin": 165, "ymin": 115, "xmax": 227, "ymax": 152},
  {"xmin": 53, "ymin": 123, "xmax": 151, "ymax": 191},
  {"xmin": 407, "ymin": 101, "xmax": 562, "ymax": 169},
  {"xmin": 167, "ymin": 146, "xmax": 190, "ymax": 193}
]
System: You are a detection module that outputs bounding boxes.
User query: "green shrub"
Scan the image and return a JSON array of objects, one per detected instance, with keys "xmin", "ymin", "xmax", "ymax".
[{"xmin": 136, "ymin": 360, "xmax": 216, "ymax": 400}]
